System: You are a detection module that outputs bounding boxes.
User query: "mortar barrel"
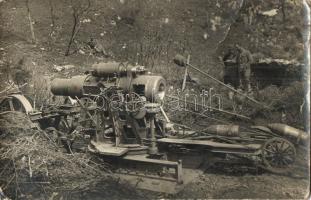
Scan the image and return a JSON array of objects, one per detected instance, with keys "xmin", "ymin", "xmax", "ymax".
[
  {"xmin": 206, "ymin": 125, "xmax": 240, "ymax": 136},
  {"xmin": 51, "ymin": 75, "xmax": 87, "ymax": 97},
  {"xmin": 92, "ymin": 62, "xmax": 129, "ymax": 77}
]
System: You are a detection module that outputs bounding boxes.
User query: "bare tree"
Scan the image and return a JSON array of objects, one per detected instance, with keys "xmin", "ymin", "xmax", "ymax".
[
  {"xmin": 279, "ymin": 0, "xmax": 286, "ymax": 22},
  {"xmin": 25, "ymin": 0, "xmax": 36, "ymax": 44},
  {"xmin": 65, "ymin": 0, "xmax": 91, "ymax": 56},
  {"xmin": 48, "ymin": 0, "xmax": 55, "ymax": 32},
  {"xmin": 47, "ymin": 0, "xmax": 57, "ymax": 45}
]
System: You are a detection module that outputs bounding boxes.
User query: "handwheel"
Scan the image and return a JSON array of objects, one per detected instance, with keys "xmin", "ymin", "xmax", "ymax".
[
  {"xmin": 79, "ymin": 97, "xmax": 97, "ymax": 127},
  {"xmin": 125, "ymin": 92, "xmax": 146, "ymax": 113},
  {"xmin": 79, "ymin": 97, "xmax": 97, "ymax": 108},
  {"xmin": 261, "ymin": 137, "xmax": 296, "ymax": 174}
]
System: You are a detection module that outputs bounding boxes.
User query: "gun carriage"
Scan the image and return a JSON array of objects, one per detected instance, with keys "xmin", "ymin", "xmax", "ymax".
[{"xmin": 0, "ymin": 61, "xmax": 306, "ymax": 192}]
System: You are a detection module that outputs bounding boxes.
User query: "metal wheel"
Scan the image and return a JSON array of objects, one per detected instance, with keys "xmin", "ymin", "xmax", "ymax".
[
  {"xmin": 125, "ymin": 92, "xmax": 145, "ymax": 113},
  {"xmin": 0, "ymin": 94, "xmax": 33, "ymax": 114},
  {"xmin": 261, "ymin": 137, "xmax": 296, "ymax": 174},
  {"xmin": 109, "ymin": 94, "xmax": 123, "ymax": 111},
  {"xmin": 79, "ymin": 97, "xmax": 97, "ymax": 108},
  {"xmin": 78, "ymin": 97, "xmax": 106, "ymax": 138},
  {"xmin": 78, "ymin": 97, "xmax": 97, "ymax": 127}
]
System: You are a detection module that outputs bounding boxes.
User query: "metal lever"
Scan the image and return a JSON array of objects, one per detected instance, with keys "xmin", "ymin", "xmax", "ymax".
[{"xmin": 173, "ymin": 54, "xmax": 270, "ymax": 109}]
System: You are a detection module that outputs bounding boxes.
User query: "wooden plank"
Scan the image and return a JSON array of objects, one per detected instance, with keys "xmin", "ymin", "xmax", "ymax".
[
  {"xmin": 123, "ymin": 155, "xmax": 178, "ymax": 167},
  {"xmin": 157, "ymin": 138, "xmax": 261, "ymax": 150}
]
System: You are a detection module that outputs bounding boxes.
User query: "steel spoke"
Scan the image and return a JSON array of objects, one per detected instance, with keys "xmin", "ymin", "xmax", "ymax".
[
  {"xmin": 264, "ymin": 148, "xmax": 275, "ymax": 154},
  {"xmin": 280, "ymin": 141, "xmax": 285, "ymax": 151}
]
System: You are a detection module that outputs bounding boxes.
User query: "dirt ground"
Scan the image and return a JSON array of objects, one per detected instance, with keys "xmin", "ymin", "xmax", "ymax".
[
  {"xmin": 66, "ymin": 154, "xmax": 310, "ymax": 199},
  {"xmin": 171, "ymin": 172, "xmax": 309, "ymax": 199},
  {"xmin": 168, "ymin": 146, "xmax": 310, "ymax": 199}
]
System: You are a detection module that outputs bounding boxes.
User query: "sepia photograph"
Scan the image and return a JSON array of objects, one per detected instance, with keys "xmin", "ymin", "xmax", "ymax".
[{"xmin": 0, "ymin": 0, "xmax": 310, "ymax": 199}]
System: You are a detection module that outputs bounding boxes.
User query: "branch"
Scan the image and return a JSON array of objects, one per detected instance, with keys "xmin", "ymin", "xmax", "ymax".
[{"xmin": 65, "ymin": 0, "xmax": 92, "ymax": 56}]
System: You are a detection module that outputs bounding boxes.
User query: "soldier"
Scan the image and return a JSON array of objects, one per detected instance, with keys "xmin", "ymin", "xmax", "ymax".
[
  {"xmin": 223, "ymin": 45, "xmax": 239, "ymax": 63},
  {"xmin": 236, "ymin": 45, "xmax": 253, "ymax": 92},
  {"xmin": 223, "ymin": 46, "xmax": 240, "ymax": 88}
]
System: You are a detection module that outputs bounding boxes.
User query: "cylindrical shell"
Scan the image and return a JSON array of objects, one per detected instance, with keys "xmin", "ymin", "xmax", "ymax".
[
  {"xmin": 206, "ymin": 125, "xmax": 240, "ymax": 136},
  {"xmin": 267, "ymin": 123, "xmax": 309, "ymax": 143},
  {"xmin": 92, "ymin": 62, "xmax": 129, "ymax": 77},
  {"xmin": 130, "ymin": 75, "xmax": 166, "ymax": 102},
  {"xmin": 51, "ymin": 75, "xmax": 88, "ymax": 97}
]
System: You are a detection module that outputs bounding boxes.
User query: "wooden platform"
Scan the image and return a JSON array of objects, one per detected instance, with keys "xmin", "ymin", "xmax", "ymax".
[
  {"xmin": 123, "ymin": 154, "xmax": 182, "ymax": 184},
  {"xmin": 89, "ymin": 141, "xmax": 129, "ymax": 156},
  {"xmin": 117, "ymin": 168, "xmax": 201, "ymax": 194}
]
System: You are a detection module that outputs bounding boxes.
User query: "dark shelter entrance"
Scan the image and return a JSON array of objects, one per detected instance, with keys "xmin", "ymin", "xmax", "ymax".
[{"xmin": 224, "ymin": 58, "xmax": 303, "ymax": 90}]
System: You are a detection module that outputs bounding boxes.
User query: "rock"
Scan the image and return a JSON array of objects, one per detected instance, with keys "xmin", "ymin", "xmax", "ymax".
[
  {"xmin": 210, "ymin": 16, "xmax": 222, "ymax": 31},
  {"xmin": 260, "ymin": 9, "xmax": 278, "ymax": 17},
  {"xmin": 53, "ymin": 65, "xmax": 63, "ymax": 72},
  {"xmin": 81, "ymin": 18, "xmax": 91, "ymax": 23},
  {"xmin": 53, "ymin": 64, "xmax": 75, "ymax": 72},
  {"xmin": 79, "ymin": 49, "xmax": 85, "ymax": 55},
  {"xmin": 63, "ymin": 65, "xmax": 75, "ymax": 70},
  {"xmin": 110, "ymin": 20, "xmax": 117, "ymax": 26}
]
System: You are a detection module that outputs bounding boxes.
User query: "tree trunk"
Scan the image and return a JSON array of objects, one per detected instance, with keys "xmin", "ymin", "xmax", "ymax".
[
  {"xmin": 65, "ymin": 14, "xmax": 78, "ymax": 56},
  {"xmin": 26, "ymin": 0, "xmax": 36, "ymax": 44}
]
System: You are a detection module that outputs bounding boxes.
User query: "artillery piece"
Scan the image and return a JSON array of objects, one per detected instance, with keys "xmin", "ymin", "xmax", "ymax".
[
  {"xmin": 41, "ymin": 62, "xmax": 184, "ymax": 192},
  {"xmin": 49, "ymin": 62, "xmax": 167, "ymax": 154},
  {"xmin": 0, "ymin": 60, "xmax": 307, "ymax": 193}
]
